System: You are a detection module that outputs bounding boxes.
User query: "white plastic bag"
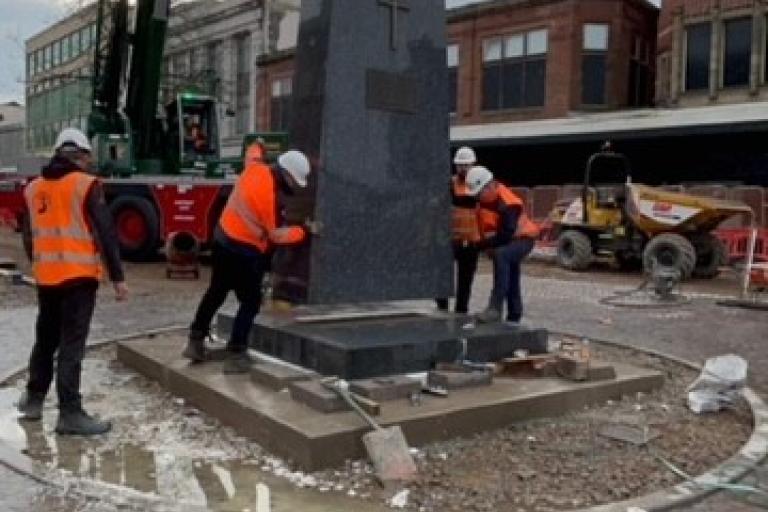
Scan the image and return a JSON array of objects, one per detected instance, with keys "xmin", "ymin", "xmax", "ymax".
[{"xmin": 687, "ymin": 355, "xmax": 748, "ymax": 414}]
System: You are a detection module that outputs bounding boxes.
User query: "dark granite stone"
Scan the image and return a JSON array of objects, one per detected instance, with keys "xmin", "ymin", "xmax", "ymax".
[
  {"xmin": 272, "ymin": 0, "xmax": 452, "ymax": 304},
  {"xmin": 218, "ymin": 313, "xmax": 550, "ymax": 380}
]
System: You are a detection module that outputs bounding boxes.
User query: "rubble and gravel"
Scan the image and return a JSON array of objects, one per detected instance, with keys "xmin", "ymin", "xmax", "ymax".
[{"xmin": 5, "ymin": 340, "xmax": 752, "ymax": 512}]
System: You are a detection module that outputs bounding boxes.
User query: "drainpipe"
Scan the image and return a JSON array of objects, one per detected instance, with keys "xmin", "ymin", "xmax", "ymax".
[
  {"xmin": 709, "ymin": 1, "xmax": 721, "ymax": 102},
  {"xmin": 749, "ymin": 0, "xmax": 762, "ymax": 96},
  {"xmin": 670, "ymin": 6, "xmax": 683, "ymax": 105}
]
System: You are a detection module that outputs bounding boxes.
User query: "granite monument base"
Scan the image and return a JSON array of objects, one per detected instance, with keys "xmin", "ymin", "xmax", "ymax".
[
  {"xmin": 216, "ymin": 309, "xmax": 549, "ymax": 380},
  {"xmin": 116, "ymin": 331, "xmax": 664, "ymax": 471}
]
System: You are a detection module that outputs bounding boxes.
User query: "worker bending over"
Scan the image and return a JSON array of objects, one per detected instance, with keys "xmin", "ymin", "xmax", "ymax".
[
  {"xmin": 184, "ymin": 146, "xmax": 312, "ymax": 373},
  {"xmin": 437, "ymin": 146, "xmax": 481, "ymax": 314},
  {"xmin": 18, "ymin": 128, "xmax": 128, "ymax": 436},
  {"xmin": 465, "ymin": 166, "xmax": 539, "ymax": 324}
]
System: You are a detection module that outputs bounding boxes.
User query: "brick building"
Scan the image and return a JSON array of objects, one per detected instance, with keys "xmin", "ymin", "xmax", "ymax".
[
  {"xmin": 657, "ymin": 0, "xmax": 768, "ymax": 107},
  {"xmin": 255, "ymin": 0, "xmax": 658, "ymax": 131}
]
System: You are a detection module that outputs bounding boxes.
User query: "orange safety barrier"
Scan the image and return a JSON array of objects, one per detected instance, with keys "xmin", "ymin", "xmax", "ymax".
[{"xmin": 715, "ymin": 228, "xmax": 768, "ymax": 264}]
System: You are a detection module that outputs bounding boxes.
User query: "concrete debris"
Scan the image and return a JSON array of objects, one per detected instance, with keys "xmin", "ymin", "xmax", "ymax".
[{"xmin": 388, "ymin": 489, "xmax": 410, "ymax": 508}]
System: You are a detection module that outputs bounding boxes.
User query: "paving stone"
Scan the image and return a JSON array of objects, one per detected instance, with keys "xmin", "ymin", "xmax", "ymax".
[
  {"xmin": 251, "ymin": 363, "xmax": 318, "ymax": 391},
  {"xmin": 427, "ymin": 370, "xmax": 493, "ymax": 390},
  {"xmin": 349, "ymin": 375, "xmax": 421, "ymax": 402},
  {"xmin": 557, "ymin": 356, "xmax": 617, "ymax": 382},
  {"xmin": 289, "ymin": 380, "xmax": 349, "ymax": 413}
]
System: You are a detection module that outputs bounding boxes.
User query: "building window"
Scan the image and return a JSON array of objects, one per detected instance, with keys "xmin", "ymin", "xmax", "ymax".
[
  {"xmin": 71, "ymin": 31, "xmax": 81, "ymax": 58},
  {"xmin": 482, "ymin": 29, "xmax": 548, "ymax": 111},
  {"xmin": 52, "ymin": 40, "xmax": 61, "ymax": 67},
  {"xmin": 447, "ymin": 43, "xmax": 459, "ymax": 114},
  {"xmin": 685, "ymin": 23, "xmax": 711, "ymax": 91},
  {"xmin": 81, "ymin": 26, "xmax": 92, "ymax": 51},
  {"xmin": 235, "ymin": 33, "xmax": 252, "ymax": 134},
  {"xmin": 173, "ymin": 52, "xmax": 189, "ymax": 80},
  {"xmin": 27, "ymin": 54, "xmax": 34, "ymax": 79},
  {"xmin": 62, "ymin": 35, "xmax": 71, "ymax": 62},
  {"xmin": 270, "ymin": 77, "xmax": 292, "ymax": 132},
  {"xmin": 723, "ymin": 17, "xmax": 752, "ymax": 88},
  {"xmin": 582, "ymin": 23, "xmax": 609, "ymax": 105},
  {"xmin": 628, "ymin": 36, "xmax": 651, "ymax": 107}
]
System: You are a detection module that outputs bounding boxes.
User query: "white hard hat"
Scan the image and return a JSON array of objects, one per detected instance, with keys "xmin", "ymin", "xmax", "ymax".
[
  {"xmin": 277, "ymin": 150, "xmax": 311, "ymax": 188},
  {"xmin": 465, "ymin": 166, "xmax": 494, "ymax": 196},
  {"xmin": 54, "ymin": 127, "xmax": 92, "ymax": 152},
  {"xmin": 453, "ymin": 146, "xmax": 477, "ymax": 165}
]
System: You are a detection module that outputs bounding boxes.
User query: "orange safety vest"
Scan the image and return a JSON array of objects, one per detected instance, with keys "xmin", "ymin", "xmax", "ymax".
[
  {"xmin": 451, "ymin": 177, "xmax": 481, "ymax": 243},
  {"xmin": 219, "ymin": 162, "xmax": 306, "ymax": 253},
  {"xmin": 24, "ymin": 172, "xmax": 103, "ymax": 286},
  {"xmin": 478, "ymin": 184, "xmax": 540, "ymax": 240}
]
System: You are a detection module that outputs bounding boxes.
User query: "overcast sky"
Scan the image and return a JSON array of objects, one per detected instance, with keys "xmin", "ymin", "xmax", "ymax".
[{"xmin": 0, "ymin": 0, "xmax": 662, "ymax": 105}]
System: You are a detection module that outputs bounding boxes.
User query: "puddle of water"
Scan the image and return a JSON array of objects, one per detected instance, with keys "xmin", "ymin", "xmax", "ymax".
[{"xmin": 0, "ymin": 361, "xmax": 388, "ymax": 512}]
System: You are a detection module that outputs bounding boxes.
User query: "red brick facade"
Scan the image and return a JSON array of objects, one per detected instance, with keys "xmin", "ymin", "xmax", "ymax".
[
  {"xmin": 657, "ymin": 0, "xmax": 768, "ymax": 106},
  {"xmin": 449, "ymin": 0, "xmax": 657, "ymax": 124},
  {"xmin": 254, "ymin": 0, "xmax": 658, "ymax": 131}
]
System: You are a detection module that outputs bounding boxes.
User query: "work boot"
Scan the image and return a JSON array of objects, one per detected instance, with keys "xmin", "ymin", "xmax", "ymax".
[
  {"xmin": 182, "ymin": 329, "xmax": 208, "ymax": 363},
  {"xmin": 222, "ymin": 351, "xmax": 252, "ymax": 375},
  {"xmin": 17, "ymin": 391, "xmax": 45, "ymax": 421},
  {"xmin": 476, "ymin": 307, "xmax": 502, "ymax": 324},
  {"xmin": 55, "ymin": 407, "xmax": 111, "ymax": 436}
]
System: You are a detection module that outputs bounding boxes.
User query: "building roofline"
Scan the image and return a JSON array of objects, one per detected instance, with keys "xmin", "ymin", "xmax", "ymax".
[
  {"xmin": 450, "ymin": 102, "xmax": 768, "ymax": 146},
  {"xmin": 26, "ymin": 2, "xmax": 98, "ymax": 47},
  {"xmin": 447, "ymin": 0, "xmax": 658, "ymax": 22}
]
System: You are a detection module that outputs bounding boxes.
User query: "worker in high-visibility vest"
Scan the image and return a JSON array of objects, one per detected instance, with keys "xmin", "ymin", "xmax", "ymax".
[
  {"xmin": 436, "ymin": 146, "xmax": 481, "ymax": 314},
  {"xmin": 17, "ymin": 128, "xmax": 128, "ymax": 436},
  {"xmin": 465, "ymin": 166, "xmax": 540, "ymax": 325},
  {"xmin": 184, "ymin": 147, "xmax": 314, "ymax": 374}
]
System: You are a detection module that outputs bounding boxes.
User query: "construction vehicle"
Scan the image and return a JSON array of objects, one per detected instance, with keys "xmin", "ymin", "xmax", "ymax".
[
  {"xmin": 0, "ymin": 0, "xmax": 287, "ymax": 260},
  {"xmin": 550, "ymin": 144, "xmax": 753, "ymax": 280}
]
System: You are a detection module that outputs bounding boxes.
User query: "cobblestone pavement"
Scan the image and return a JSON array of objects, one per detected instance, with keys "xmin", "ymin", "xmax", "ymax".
[{"xmin": 0, "ymin": 241, "xmax": 766, "ymax": 510}]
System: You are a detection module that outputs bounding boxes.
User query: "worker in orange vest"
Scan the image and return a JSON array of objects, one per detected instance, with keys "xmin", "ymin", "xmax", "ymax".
[
  {"xmin": 436, "ymin": 146, "xmax": 481, "ymax": 314},
  {"xmin": 18, "ymin": 128, "xmax": 128, "ymax": 436},
  {"xmin": 184, "ymin": 146, "xmax": 313, "ymax": 373},
  {"xmin": 465, "ymin": 166, "xmax": 540, "ymax": 324}
]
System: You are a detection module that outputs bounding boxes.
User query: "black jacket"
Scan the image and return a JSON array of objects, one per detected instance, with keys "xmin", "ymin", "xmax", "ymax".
[{"xmin": 23, "ymin": 155, "xmax": 125, "ymax": 286}]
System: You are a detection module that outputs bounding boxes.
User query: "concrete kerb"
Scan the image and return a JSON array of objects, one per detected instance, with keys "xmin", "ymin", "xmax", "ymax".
[{"xmin": 0, "ymin": 325, "xmax": 764, "ymax": 512}]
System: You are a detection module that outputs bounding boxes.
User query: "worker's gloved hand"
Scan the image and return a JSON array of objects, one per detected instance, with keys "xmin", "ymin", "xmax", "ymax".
[
  {"xmin": 304, "ymin": 219, "xmax": 323, "ymax": 236},
  {"xmin": 113, "ymin": 281, "xmax": 129, "ymax": 302}
]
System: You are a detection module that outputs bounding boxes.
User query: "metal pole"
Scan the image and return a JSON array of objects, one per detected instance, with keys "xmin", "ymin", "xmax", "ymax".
[{"xmin": 742, "ymin": 226, "xmax": 758, "ymax": 299}]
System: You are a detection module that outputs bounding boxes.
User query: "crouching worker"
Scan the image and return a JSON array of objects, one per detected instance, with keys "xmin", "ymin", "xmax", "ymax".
[
  {"xmin": 465, "ymin": 166, "xmax": 539, "ymax": 325},
  {"xmin": 183, "ymin": 148, "xmax": 312, "ymax": 373},
  {"xmin": 18, "ymin": 128, "xmax": 128, "ymax": 435}
]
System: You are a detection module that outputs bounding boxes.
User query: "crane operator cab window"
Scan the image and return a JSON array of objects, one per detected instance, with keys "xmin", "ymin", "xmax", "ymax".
[{"xmin": 169, "ymin": 94, "xmax": 219, "ymax": 162}]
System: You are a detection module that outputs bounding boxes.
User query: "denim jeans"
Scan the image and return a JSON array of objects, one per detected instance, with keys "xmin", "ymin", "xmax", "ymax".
[{"xmin": 488, "ymin": 238, "xmax": 535, "ymax": 322}]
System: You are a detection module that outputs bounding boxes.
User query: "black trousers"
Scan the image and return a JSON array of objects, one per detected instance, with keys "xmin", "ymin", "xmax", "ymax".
[
  {"xmin": 191, "ymin": 241, "xmax": 266, "ymax": 353},
  {"xmin": 27, "ymin": 280, "xmax": 98, "ymax": 410},
  {"xmin": 436, "ymin": 243, "xmax": 479, "ymax": 314}
]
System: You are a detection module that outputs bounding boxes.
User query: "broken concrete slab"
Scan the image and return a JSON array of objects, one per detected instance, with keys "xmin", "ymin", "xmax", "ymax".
[
  {"xmin": 598, "ymin": 423, "xmax": 661, "ymax": 446},
  {"xmin": 117, "ymin": 332, "xmax": 664, "ymax": 471},
  {"xmin": 350, "ymin": 376, "xmax": 421, "ymax": 402},
  {"xmin": 251, "ymin": 363, "xmax": 318, "ymax": 391},
  {"xmin": 428, "ymin": 370, "xmax": 493, "ymax": 390},
  {"xmin": 217, "ymin": 312, "xmax": 549, "ymax": 379}
]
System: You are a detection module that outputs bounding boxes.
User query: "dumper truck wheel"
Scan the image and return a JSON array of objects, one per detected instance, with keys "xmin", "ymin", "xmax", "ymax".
[
  {"xmin": 557, "ymin": 230, "xmax": 593, "ymax": 271},
  {"xmin": 691, "ymin": 233, "xmax": 727, "ymax": 279},
  {"xmin": 110, "ymin": 196, "xmax": 160, "ymax": 261},
  {"xmin": 643, "ymin": 233, "xmax": 696, "ymax": 280}
]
